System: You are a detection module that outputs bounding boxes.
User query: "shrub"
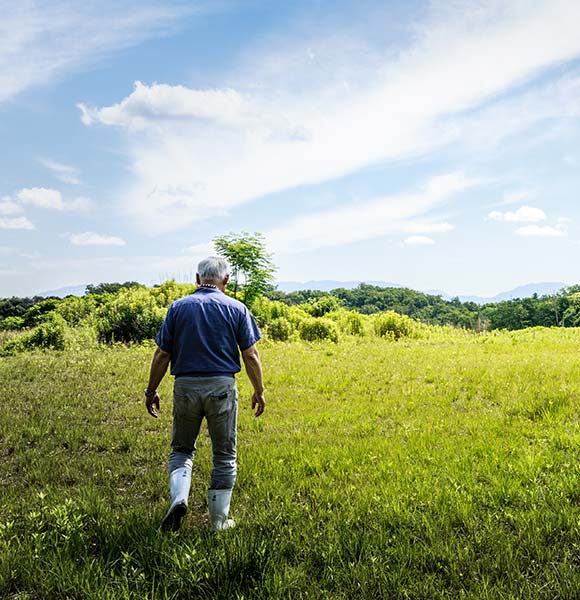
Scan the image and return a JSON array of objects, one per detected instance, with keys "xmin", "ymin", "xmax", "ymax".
[
  {"xmin": 0, "ymin": 316, "xmax": 25, "ymax": 330},
  {"xmin": 268, "ymin": 317, "xmax": 292, "ymax": 341},
  {"xmin": 373, "ymin": 311, "xmax": 417, "ymax": 340},
  {"xmin": 95, "ymin": 289, "xmax": 166, "ymax": 343},
  {"xmin": 344, "ymin": 311, "xmax": 365, "ymax": 336},
  {"xmin": 150, "ymin": 280, "xmax": 194, "ymax": 308},
  {"xmin": 299, "ymin": 318, "xmax": 339, "ymax": 343},
  {"xmin": 306, "ymin": 296, "xmax": 343, "ymax": 317},
  {"xmin": 22, "ymin": 298, "xmax": 61, "ymax": 327},
  {"xmin": 0, "ymin": 312, "xmax": 67, "ymax": 355},
  {"xmin": 56, "ymin": 295, "xmax": 98, "ymax": 326}
]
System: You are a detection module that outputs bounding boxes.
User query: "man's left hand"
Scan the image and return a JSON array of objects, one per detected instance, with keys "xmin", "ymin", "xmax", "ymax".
[{"xmin": 145, "ymin": 392, "xmax": 161, "ymax": 418}]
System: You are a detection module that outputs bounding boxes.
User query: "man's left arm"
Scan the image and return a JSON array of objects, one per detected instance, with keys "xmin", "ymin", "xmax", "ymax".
[{"xmin": 145, "ymin": 346, "xmax": 171, "ymax": 418}]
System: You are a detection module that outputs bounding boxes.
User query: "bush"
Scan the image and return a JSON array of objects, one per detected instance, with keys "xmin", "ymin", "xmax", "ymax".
[
  {"xmin": 373, "ymin": 311, "xmax": 417, "ymax": 340},
  {"xmin": 95, "ymin": 289, "xmax": 166, "ymax": 343},
  {"xmin": 0, "ymin": 316, "xmax": 25, "ymax": 330},
  {"xmin": 56, "ymin": 295, "xmax": 98, "ymax": 326},
  {"xmin": 306, "ymin": 296, "xmax": 343, "ymax": 317},
  {"xmin": 150, "ymin": 280, "xmax": 195, "ymax": 308},
  {"xmin": 299, "ymin": 318, "xmax": 339, "ymax": 343},
  {"xmin": 21, "ymin": 298, "xmax": 61, "ymax": 327},
  {"xmin": 0, "ymin": 312, "xmax": 67, "ymax": 355},
  {"xmin": 267, "ymin": 317, "xmax": 292, "ymax": 341},
  {"xmin": 344, "ymin": 311, "xmax": 365, "ymax": 336}
]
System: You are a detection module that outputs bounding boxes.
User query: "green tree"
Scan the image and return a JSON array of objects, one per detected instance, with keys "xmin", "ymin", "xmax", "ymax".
[{"xmin": 213, "ymin": 232, "xmax": 277, "ymax": 306}]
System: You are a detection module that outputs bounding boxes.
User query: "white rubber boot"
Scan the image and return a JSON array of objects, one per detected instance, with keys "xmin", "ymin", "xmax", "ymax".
[
  {"xmin": 161, "ymin": 467, "xmax": 191, "ymax": 531},
  {"xmin": 208, "ymin": 489, "xmax": 235, "ymax": 531}
]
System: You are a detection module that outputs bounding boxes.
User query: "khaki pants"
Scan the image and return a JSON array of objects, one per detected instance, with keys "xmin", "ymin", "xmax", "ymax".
[{"xmin": 169, "ymin": 376, "xmax": 238, "ymax": 490}]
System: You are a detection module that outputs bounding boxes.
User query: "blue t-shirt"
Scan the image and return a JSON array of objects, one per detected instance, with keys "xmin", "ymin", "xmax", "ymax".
[{"xmin": 155, "ymin": 288, "xmax": 261, "ymax": 378}]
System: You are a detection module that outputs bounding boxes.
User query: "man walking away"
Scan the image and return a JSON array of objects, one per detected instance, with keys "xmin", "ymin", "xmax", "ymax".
[{"xmin": 144, "ymin": 256, "xmax": 266, "ymax": 532}]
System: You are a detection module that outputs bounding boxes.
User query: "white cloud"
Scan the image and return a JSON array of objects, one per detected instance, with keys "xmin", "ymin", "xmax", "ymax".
[
  {"xmin": 12, "ymin": 188, "xmax": 91, "ymax": 211},
  {"xmin": 67, "ymin": 232, "xmax": 126, "ymax": 246},
  {"xmin": 80, "ymin": 0, "xmax": 580, "ymax": 233},
  {"xmin": 403, "ymin": 236, "xmax": 435, "ymax": 246},
  {"xmin": 488, "ymin": 205, "xmax": 546, "ymax": 223},
  {"xmin": 265, "ymin": 172, "xmax": 475, "ymax": 254},
  {"xmin": 16, "ymin": 187, "xmax": 63, "ymax": 210},
  {"xmin": 0, "ymin": 217, "xmax": 35, "ymax": 230},
  {"xmin": 79, "ymin": 82, "xmax": 247, "ymax": 130},
  {"xmin": 0, "ymin": 1, "xmax": 194, "ymax": 105},
  {"xmin": 516, "ymin": 224, "xmax": 567, "ymax": 238},
  {"xmin": 38, "ymin": 158, "xmax": 82, "ymax": 185},
  {"xmin": 0, "ymin": 197, "xmax": 22, "ymax": 215}
]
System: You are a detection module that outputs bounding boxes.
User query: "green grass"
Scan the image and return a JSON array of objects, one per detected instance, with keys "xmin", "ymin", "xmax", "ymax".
[{"xmin": 3, "ymin": 328, "xmax": 580, "ymax": 598}]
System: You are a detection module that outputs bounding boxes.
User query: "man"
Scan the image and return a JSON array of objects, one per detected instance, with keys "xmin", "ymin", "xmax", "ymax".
[{"xmin": 144, "ymin": 256, "xmax": 265, "ymax": 532}]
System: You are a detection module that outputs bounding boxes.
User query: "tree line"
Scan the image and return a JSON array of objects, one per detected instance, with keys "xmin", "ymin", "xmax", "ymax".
[{"xmin": 267, "ymin": 284, "xmax": 580, "ymax": 331}]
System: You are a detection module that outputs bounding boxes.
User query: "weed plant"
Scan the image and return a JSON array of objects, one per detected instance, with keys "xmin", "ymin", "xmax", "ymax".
[{"xmin": 2, "ymin": 329, "xmax": 580, "ymax": 598}]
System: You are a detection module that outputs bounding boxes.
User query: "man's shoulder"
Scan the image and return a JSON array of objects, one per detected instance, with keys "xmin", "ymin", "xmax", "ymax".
[
  {"xmin": 171, "ymin": 292, "xmax": 247, "ymax": 313},
  {"xmin": 170, "ymin": 294, "xmax": 197, "ymax": 309}
]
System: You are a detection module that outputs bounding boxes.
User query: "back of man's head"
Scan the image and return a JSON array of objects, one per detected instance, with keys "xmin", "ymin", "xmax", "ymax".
[{"xmin": 197, "ymin": 256, "xmax": 229, "ymax": 282}]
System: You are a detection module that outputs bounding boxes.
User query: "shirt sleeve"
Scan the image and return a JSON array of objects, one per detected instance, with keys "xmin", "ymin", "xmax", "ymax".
[
  {"xmin": 155, "ymin": 304, "xmax": 175, "ymax": 353},
  {"xmin": 237, "ymin": 306, "xmax": 262, "ymax": 351}
]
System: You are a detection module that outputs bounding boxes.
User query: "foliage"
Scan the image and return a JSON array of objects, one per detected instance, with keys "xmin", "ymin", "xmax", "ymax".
[
  {"xmin": 267, "ymin": 317, "xmax": 292, "ymax": 341},
  {"xmin": 56, "ymin": 295, "xmax": 99, "ymax": 326},
  {"xmin": 213, "ymin": 231, "xmax": 277, "ymax": 307},
  {"xmin": 0, "ymin": 295, "xmax": 48, "ymax": 319},
  {"xmin": 0, "ymin": 315, "xmax": 25, "ymax": 330},
  {"xmin": 373, "ymin": 310, "xmax": 418, "ymax": 340},
  {"xmin": 268, "ymin": 283, "xmax": 580, "ymax": 332},
  {"xmin": 0, "ymin": 312, "xmax": 67, "ymax": 355},
  {"xmin": 306, "ymin": 295, "xmax": 343, "ymax": 317},
  {"xmin": 340, "ymin": 310, "xmax": 366, "ymax": 336},
  {"xmin": 85, "ymin": 281, "xmax": 144, "ymax": 295},
  {"xmin": 20, "ymin": 298, "xmax": 61, "ymax": 327},
  {"xmin": 299, "ymin": 317, "xmax": 340, "ymax": 343},
  {"xmin": 95, "ymin": 288, "xmax": 166, "ymax": 344}
]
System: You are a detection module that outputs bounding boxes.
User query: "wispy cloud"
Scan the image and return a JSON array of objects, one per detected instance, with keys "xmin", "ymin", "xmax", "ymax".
[
  {"xmin": 0, "ymin": 1, "xmax": 194, "ymax": 105},
  {"xmin": 6, "ymin": 188, "xmax": 93, "ymax": 212},
  {"xmin": 0, "ymin": 217, "xmax": 35, "ymax": 230},
  {"xmin": 79, "ymin": 1, "xmax": 580, "ymax": 233},
  {"xmin": 66, "ymin": 232, "xmax": 126, "ymax": 246},
  {"xmin": 0, "ymin": 197, "xmax": 23, "ymax": 216},
  {"xmin": 38, "ymin": 158, "xmax": 82, "ymax": 185},
  {"xmin": 265, "ymin": 172, "xmax": 474, "ymax": 253},
  {"xmin": 403, "ymin": 236, "xmax": 435, "ymax": 246},
  {"xmin": 516, "ymin": 224, "xmax": 567, "ymax": 238}
]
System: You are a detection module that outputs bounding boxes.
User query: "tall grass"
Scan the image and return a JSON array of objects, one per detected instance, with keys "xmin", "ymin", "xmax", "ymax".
[{"xmin": 2, "ymin": 329, "xmax": 580, "ymax": 598}]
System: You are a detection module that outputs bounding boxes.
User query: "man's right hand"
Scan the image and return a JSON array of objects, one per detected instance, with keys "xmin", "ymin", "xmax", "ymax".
[
  {"xmin": 145, "ymin": 391, "xmax": 161, "ymax": 418},
  {"xmin": 252, "ymin": 391, "xmax": 265, "ymax": 417}
]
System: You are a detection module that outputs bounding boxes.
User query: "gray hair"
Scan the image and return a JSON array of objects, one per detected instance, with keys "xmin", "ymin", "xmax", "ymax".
[{"xmin": 197, "ymin": 256, "xmax": 229, "ymax": 281}]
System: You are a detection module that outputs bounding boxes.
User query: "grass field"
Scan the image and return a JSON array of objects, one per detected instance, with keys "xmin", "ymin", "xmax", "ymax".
[{"xmin": 3, "ymin": 328, "xmax": 580, "ymax": 598}]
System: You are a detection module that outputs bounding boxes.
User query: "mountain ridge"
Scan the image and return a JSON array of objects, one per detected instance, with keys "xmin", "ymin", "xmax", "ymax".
[{"xmin": 35, "ymin": 281, "xmax": 570, "ymax": 305}]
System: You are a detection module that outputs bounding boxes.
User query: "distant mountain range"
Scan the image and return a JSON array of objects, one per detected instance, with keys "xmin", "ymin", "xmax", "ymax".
[
  {"xmin": 38, "ymin": 284, "xmax": 87, "ymax": 298},
  {"xmin": 275, "ymin": 280, "xmax": 570, "ymax": 305},
  {"xmin": 37, "ymin": 280, "xmax": 570, "ymax": 305}
]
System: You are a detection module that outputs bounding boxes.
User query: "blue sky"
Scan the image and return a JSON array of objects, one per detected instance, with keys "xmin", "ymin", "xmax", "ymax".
[{"xmin": 1, "ymin": 0, "xmax": 580, "ymax": 297}]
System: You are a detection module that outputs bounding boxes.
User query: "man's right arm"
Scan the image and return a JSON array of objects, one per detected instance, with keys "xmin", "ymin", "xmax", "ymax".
[{"xmin": 241, "ymin": 344, "xmax": 265, "ymax": 417}]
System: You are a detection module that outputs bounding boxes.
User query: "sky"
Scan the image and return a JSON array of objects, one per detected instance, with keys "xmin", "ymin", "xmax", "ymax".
[{"xmin": 1, "ymin": 0, "xmax": 580, "ymax": 298}]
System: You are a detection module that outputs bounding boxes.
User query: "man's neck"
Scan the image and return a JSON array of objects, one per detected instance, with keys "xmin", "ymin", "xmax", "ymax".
[{"xmin": 198, "ymin": 281, "xmax": 225, "ymax": 292}]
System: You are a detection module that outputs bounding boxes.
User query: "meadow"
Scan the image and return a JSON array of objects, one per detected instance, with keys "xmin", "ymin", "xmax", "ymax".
[{"xmin": 2, "ymin": 328, "xmax": 580, "ymax": 599}]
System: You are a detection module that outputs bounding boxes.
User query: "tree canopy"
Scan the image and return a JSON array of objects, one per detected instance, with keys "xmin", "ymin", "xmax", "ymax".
[{"xmin": 213, "ymin": 231, "xmax": 277, "ymax": 306}]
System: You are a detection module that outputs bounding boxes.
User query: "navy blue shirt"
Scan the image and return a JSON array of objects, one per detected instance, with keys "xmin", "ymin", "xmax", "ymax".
[{"xmin": 155, "ymin": 288, "xmax": 261, "ymax": 378}]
